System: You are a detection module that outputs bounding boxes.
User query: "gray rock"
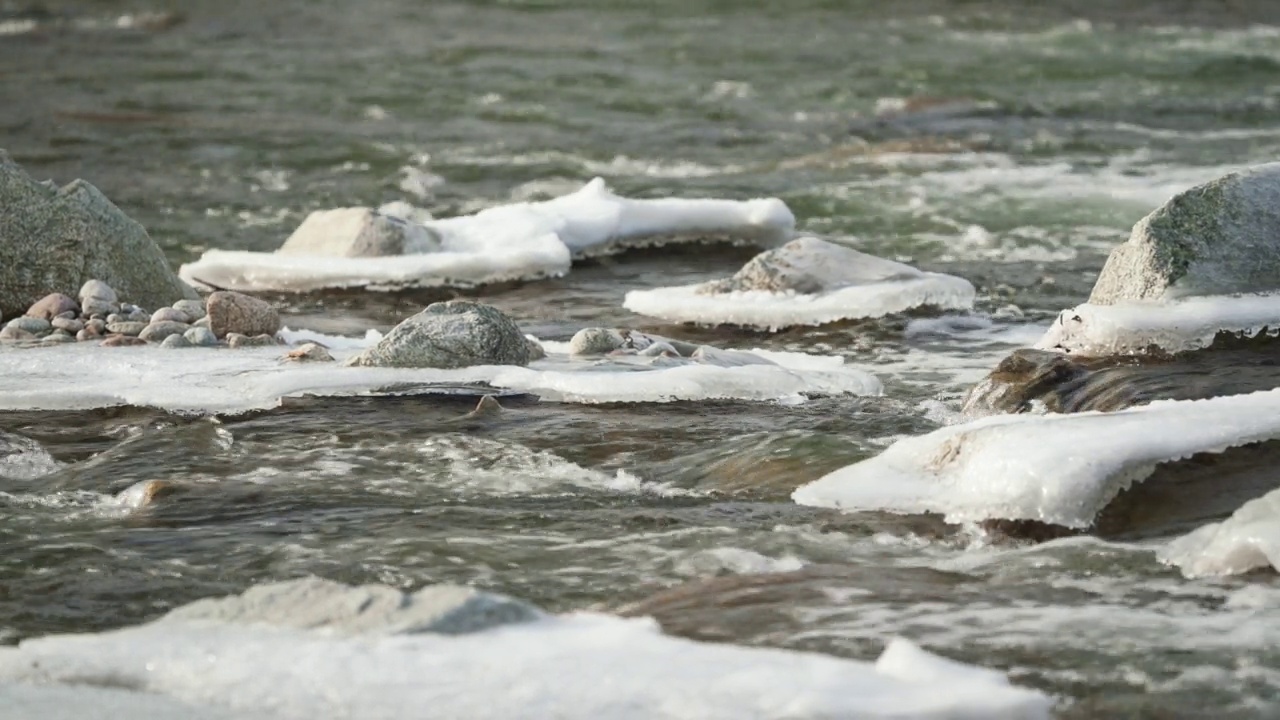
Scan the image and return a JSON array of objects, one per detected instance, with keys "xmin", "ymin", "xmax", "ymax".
[
  {"xmin": 41, "ymin": 330, "xmax": 75, "ymax": 344},
  {"xmin": 51, "ymin": 317, "xmax": 84, "ymax": 334},
  {"xmin": 160, "ymin": 333, "xmax": 191, "ymax": 349},
  {"xmin": 698, "ymin": 236, "xmax": 924, "ymax": 295},
  {"xmin": 105, "ymin": 321, "xmax": 147, "ymax": 337},
  {"xmin": 277, "ymin": 207, "xmax": 441, "ymax": 257},
  {"xmin": 161, "ymin": 576, "xmax": 542, "ymax": 636},
  {"xmin": 75, "ymin": 328, "xmax": 94, "ymax": 342},
  {"xmin": 0, "ymin": 152, "xmax": 198, "ymax": 319},
  {"xmin": 25, "ymin": 293, "xmax": 79, "ymax": 321},
  {"xmin": 78, "ymin": 279, "xmax": 118, "ymax": 304},
  {"xmin": 173, "ymin": 299, "xmax": 206, "ymax": 321},
  {"xmin": 139, "ymin": 320, "xmax": 190, "ymax": 343},
  {"xmin": 105, "ymin": 313, "xmax": 124, "ymax": 325},
  {"xmin": 346, "ymin": 301, "xmax": 531, "ymax": 369},
  {"xmin": 85, "ymin": 318, "xmax": 106, "ymax": 335},
  {"xmin": 183, "ymin": 326, "xmax": 218, "ymax": 347},
  {"xmin": 226, "ymin": 333, "xmax": 278, "ymax": 349},
  {"xmin": 0, "ymin": 326, "xmax": 35, "ymax": 342},
  {"xmin": 206, "ymin": 291, "xmax": 280, "ymax": 339},
  {"xmin": 55, "ymin": 310, "xmax": 76, "ymax": 320},
  {"xmin": 525, "ymin": 337, "xmax": 546, "ymax": 361},
  {"xmin": 81, "ymin": 297, "xmax": 119, "ymax": 318},
  {"xmin": 100, "ymin": 335, "xmax": 148, "ymax": 347},
  {"xmin": 150, "ymin": 307, "xmax": 190, "ymax": 324},
  {"xmin": 1090, "ymin": 163, "xmax": 1280, "ymax": 304},
  {"xmin": 7, "ymin": 317, "xmax": 51, "ymax": 336}
]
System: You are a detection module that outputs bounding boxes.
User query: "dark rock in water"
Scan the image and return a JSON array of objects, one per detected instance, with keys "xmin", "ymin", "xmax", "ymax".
[
  {"xmin": 100, "ymin": 334, "xmax": 148, "ymax": 347},
  {"xmin": 965, "ymin": 335, "xmax": 1280, "ymax": 415},
  {"xmin": 206, "ymin": 290, "xmax": 280, "ymax": 339},
  {"xmin": 346, "ymin": 301, "xmax": 531, "ymax": 369},
  {"xmin": 25, "ymin": 293, "xmax": 79, "ymax": 321},
  {"xmin": 0, "ymin": 151, "xmax": 198, "ymax": 318},
  {"xmin": 1091, "ymin": 162, "xmax": 1280, "ymax": 304}
]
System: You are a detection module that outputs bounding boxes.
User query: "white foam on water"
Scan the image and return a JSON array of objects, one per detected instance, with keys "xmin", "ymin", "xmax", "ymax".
[
  {"xmin": 793, "ymin": 389, "xmax": 1280, "ymax": 529},
  {"xmin": 179, "ymin": 178, "xmax": 793, "ymax": 292},
  {"xmin": 673, "ymin": 547, "xmax": 807, "ymax": 577},
  {"xmin": 0, "ymin": 433, "xmax": 62, "ymax": 481},
  {"xmin": 0, "ymin": 608, "xmax": 1050, "ymax": 719},
  {"xmin": 0, "ymin": 335, "xmax": 879, "ymax": 414},
  {"xmin": 1036, "ymin": 293, "xmax": 1280, "ymax": 355},
  {"xmin": 1160, "ymin": 487, "xmax": 1280, "ymax": 578}
]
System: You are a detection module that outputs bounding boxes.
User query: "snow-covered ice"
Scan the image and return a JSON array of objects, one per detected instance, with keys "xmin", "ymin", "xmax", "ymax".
[
  {"xmin": 793, "ymin": 389, "xmax": 1280, "ymax": 529},
  {"xmin": 180, "ymin": 178, "xmax": 794, "ymax": 293},
  {"xmin": 0, "ymin": 577, "xmax": 1052, "ymax": 720},
  {"xmin": 625, "ymin": 237, "xmax": 974, "ymax": 330},
  {"xmin": 1161, "ymin": 487, "xmax": 1280, "ymax": 578},
  {"xmin": 1036, "ymin": 292, "xmax": 1280, "ymax": 356},
  {"xmin": 0, "ymin": 330, "xmax": 880, "ymax": 415}
]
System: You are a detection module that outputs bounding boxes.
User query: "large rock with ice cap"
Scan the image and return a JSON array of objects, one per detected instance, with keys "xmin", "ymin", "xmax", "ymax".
[
  {"xmin": 0, "ymin": 151, "xmax": 198, "ymax": 318},
  {"xmin": 278, "ymin": 207, "xmax": 442, "ymax": 257},
  {"xmin": 163, "ymin": 576, "xmax": 542, "ymax": 635},
  {"xmin": 1091, "ymin": 162, "xmax": 1280, "ymax": 304},
  {"xmin": 346, "ymin": 300, "xmax": 532, "ymax": 369}
]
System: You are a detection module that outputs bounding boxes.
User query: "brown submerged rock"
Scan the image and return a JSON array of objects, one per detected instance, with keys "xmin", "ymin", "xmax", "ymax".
[{"xmin": 206, "ymin": 291, "xmax": 280, "ymax": 339}]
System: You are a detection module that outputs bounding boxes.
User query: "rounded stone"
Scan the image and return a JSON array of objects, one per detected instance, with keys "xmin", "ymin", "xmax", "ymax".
[
  {"xmin": 138, "ymin": 321, "xmax": 191, "ymax": 343},
  {"xmin": 78, "ymin": 279, "xmax": 119, "ymax": 304},
  {"xmin": 105, "ymin": 321, "xmax": 147, "ymax": 337},
  {"xmin": 183, "ymin": 326, "xmax": 218, "ymax": 347},
  {"xmin": 75, "ymin": 329, "xmax": 94, "ymax": 342},
  {"xmin": 106, "ymin": 313, "xmax": 123, "ymax": 324},
  {"xmin": 25, "ymin": 293, "xmax": 79, "ymax": 321},
  {"xmin": 283, "ymin": 342, "xmax": 334, "ymax": 362},
  {"xmin": 160, "ymin": 334, "xmax": 191, "ymax": 349},
  {"xmin": 150, "ymin": 307, "xmax": 190, "ymax": 324},
  {"xmin": 85, "ymin": 318, "xmax": 106, "ymax": 335},
  {"xmin": 6, "ymin": 317, "xmax": 51, "ymax": 336},
  {"xmin": 206, "ymin": 291, "xmax": 280, "ymax": 339},
  {"xmin": 172, "ymin": 299, "xmax": 207, "ymax": 321},
  {"xmin": 100, "ymin": 335, "xmax": 148, "ymax": 347},
  {"xmin": 41, "ymin": 330, "xmax": 75, "ymax": 344},
  {"xmin": 83, "ymin": 297, "xmax": 120, "ymax": 318},
  {"xmin": 0, "ymin": 326, "xmax": 35, "ymax": 342},
  {"xmin": 51, "ymin": 317, "xmax": 84, "ymax": 334},
  {"xmin": 345, "ymin": 301, "xmax": 531, "ymax": 369}
]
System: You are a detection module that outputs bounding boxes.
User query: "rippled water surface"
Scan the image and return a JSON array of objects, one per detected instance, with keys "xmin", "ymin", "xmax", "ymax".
[{"xmin": 6, "ymin": 1, "xmax": 1280, "ymax": 716}]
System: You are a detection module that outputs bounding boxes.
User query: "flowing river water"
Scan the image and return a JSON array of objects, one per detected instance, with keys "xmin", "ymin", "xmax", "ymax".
[{"xmin": 5, "ymin": 1, "xmax": 1280, "ymax": 716}]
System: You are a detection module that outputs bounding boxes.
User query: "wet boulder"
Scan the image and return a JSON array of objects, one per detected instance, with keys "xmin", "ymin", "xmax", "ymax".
[
  {"xmin": 0, "ymin": 150, "xmax": 198, "ymax": 318},
  {"xmin": 346, "ymin": 301, "xmax": 532, "ymax": 369},
  {"xmin": 277, "ymin": 207, "xmax": 442, "ymax": 257},
  {"xmin": 206, "ymin": 290, "xmax": 280, "ymax": 339},
  {"xmin": 1091, "ymin": 162, "xmax": 1280, "ymax": 304}
]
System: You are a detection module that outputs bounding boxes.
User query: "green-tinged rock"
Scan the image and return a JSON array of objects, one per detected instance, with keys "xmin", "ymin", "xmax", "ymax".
[{"xmin": 346, "ymin": 301, "xmax": 531, "ymax": 369}]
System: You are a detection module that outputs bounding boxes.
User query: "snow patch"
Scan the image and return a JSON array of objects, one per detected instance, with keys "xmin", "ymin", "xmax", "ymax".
[{"xmin": 1161, "ymin": 487, "xmax": 1280, "ymax": 578}]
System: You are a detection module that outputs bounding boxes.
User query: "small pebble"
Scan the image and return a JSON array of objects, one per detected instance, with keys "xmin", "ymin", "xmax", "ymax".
[
  {"xmin": 51, "ymin": 317, "xmax": 84, "ymax": 334},
  {"xmin": 105, "ymin": 321, "xmax": 147, "ymax": 337},
  {"xmin": 41, "ymin": 331, "xmax": 75, "ymax": 344},
  {"xmin": 100, "ymin": 335, "xmax": 148, "ymax": 347},
  {"xmin": 183, "ymin": 326, "xmax": 218, "ymax": 347},
  {"xmin": 25, "ymin": 293, "xmax": 80, "ymax": 321},
  {"xmin": 81, "ymin": 297, "xmax": 119, "ymax": 318},
  {"xmin": 150, "ymin": 307, "xmax": 190, "ymax": 324},
  {"xmin": 139, "ymin": 321, "xmax": 190, "ymax": 343},
  {"xmin": 6, "ymin": 317, "xmax": 51, "ymax": 336},
  {"xmin": 75, "ymin": 329, "xmax": 94, "ymax": 342},
  {"xmin": 106, "ymin": 313, "xmax": 124, "ymax": 325},
  {"xmin": 0, "ymin": 326, "xmax": 35, "ymax": 342},
  {"xmin": 283, "ymin": 342, "xmax": 334, "ymax": 362},
  {"xmin": 86, "ymin": 318, "xmax": 106, "ymax": 335},
  {"xmin": 160, "ymin": 334, "xmax": 191, "ymax": 349},
  {"xmin": 79, "ymin": 279, "xmax": 118, "ymax": 304},
  {"xmin": 173, "ymin": 299, "xmax": 206, "ymax": 321}
]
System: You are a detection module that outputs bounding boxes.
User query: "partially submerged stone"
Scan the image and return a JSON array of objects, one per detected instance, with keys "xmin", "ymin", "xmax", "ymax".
[
  {"xmin": 206, "ymin": 290, "xmax": 280, "ymax": 339},
  {"xmin": 140, "ymin": 321, "xmax": 191, "ymax": 342},
  {"xmin": 161, "ymin": 576, "xmax": 542, "ymax": 636},
  {"xmin": 0, "ymin": 152, "xmax": 198, "ymax": 318},
  {"xmin": 277, "ymin": 207, "xmax": 442, "ymax": 257},
  {"xmin": 100, "ymin": 335, "xmax": 147, "ymax": 347},
  {"xmin": 226, "ymin": 333, "xmax": 279, "ymax": 349},
  {"xmin": 184, "ymin": 326, "xmax": 218, "ymax": 347},
  {"xmin": 160, "ymin": 334, "xmax": 191, "ymax": 349},
  {"xmin": 346, "ymin": 301, "xmax": 531, "ymax": 369},
  {"xmin": 283, "ymin": 342, "xmax": 334, "ymax": 362}
]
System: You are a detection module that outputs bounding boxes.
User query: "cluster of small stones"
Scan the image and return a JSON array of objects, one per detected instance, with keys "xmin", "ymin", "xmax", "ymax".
[{"xmin": 0, "ymin": 282, "xmax": 282, "ymax": 350}]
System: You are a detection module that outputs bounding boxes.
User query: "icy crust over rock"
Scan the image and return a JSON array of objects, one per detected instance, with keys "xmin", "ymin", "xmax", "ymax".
[
  {"xmin": 1160, "ymin": 487, "xmax": 1280, "ymax": 578},
  {"xmin": 0, "ymin": 578, "xmax": 1052, "ymax": 720},
  {"xmin": 0, "ymin": 331, "xmax": 880, "ymax": 414},
  {"xmin": 624, "ymin": 237, "xmax": 975, "ymax": 330},
  {"xmin": 179, "ymin": 178, "xmax": 794, "ymax": 292},
  {"xmin": 1036, "ymin": 292, "xmax": 1280, "ymax": 356},
  {"xmin": 793, "ymin": 389, "xmax": 1280, "ymax": 529}
]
